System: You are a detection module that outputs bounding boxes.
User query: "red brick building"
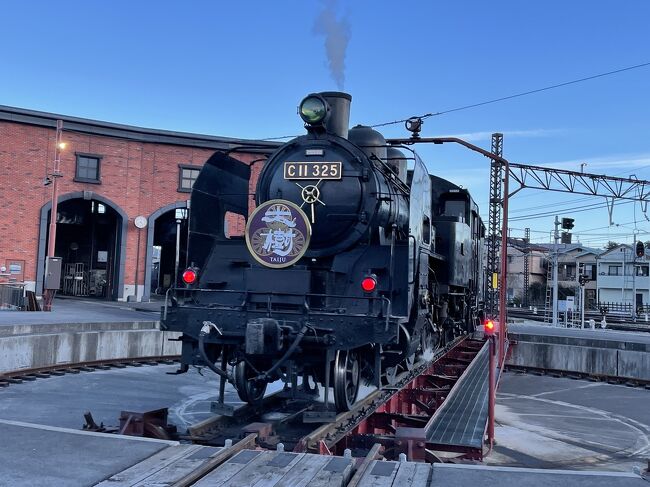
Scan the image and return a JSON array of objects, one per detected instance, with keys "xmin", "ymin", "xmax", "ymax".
[{"xmin": 0, "ymin": 105, "xmax": 277, "ymax": 301}]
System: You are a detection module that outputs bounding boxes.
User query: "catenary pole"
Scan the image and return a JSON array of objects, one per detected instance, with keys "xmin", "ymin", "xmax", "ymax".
[{"xmin": 552, "ymin": 216, "xmax": 560, "ymax": 327}]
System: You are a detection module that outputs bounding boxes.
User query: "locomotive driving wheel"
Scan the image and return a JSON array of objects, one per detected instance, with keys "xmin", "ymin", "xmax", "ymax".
[
  {"xmin": 234, "ymin": 361, "xmax": 267, "ymax": 405},
  {"xmin": 333, "ymin": 349, "xmax": 360, "ymax": 411}
]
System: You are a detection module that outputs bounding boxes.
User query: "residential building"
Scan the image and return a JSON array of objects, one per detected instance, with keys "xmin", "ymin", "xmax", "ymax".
[
  {"xmin": 506, "ymin": 238, "xmax": 548, "ymax": 305},
  {"xmin": 596, "ymin": 244, "xmax": 650, "ymax": 309}
]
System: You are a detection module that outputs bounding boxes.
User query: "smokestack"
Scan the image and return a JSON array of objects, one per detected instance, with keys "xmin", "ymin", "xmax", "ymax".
[{"xmin": 321, "ymin": 91, "xmax": 351, "ymax": 139}]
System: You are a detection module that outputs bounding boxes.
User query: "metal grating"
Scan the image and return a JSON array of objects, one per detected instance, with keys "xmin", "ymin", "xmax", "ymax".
[{"xmin": 425, "ymin": 341, "xmax": 490, "ymax": 449}]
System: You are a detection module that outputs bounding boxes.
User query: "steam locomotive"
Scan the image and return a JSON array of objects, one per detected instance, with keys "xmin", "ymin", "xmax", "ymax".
[{"xmin": 161, "ymin": 92, "xmax": 485, "ymax": 413}]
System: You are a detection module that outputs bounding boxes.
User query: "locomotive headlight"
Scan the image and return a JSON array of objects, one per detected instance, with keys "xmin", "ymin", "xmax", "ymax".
[{"xmin": 299, "ymin": 95, "xmax": 328, "ymax": 124}]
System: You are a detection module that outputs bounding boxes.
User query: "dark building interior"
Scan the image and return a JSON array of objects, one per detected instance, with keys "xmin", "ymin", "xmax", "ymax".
[
  {"xmin": 48, "ymin": 199, "xmax": 121, "ymax": 300},
  {"xmin": 151, "ymin": 209, "xmax": 188, "ymax": 295}
]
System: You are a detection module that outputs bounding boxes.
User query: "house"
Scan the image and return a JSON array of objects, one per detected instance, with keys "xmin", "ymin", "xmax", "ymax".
[
  {"xmin": 574, "ymin": 250, "xmax": 600, "ymax": 309},
  {"xmin": 506, "ymin": 238, "xmax": 548, "ymax": 304},
  {"xmin": 596, "ymin": 244, "xmax": 650, "ymax": 309}
]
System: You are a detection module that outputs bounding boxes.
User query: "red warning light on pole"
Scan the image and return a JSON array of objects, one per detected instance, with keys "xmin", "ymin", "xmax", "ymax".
[{"xmin": 484, "ymin": 319, "xmax": 496, "ymax": 335}]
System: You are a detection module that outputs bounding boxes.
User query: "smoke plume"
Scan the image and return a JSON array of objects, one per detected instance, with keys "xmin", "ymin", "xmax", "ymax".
[{"xmin": 313, "ymin": 0, "xmax": 351, "ymax": 90}]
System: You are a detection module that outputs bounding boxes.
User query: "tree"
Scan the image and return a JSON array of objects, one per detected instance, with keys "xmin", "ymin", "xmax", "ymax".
[{"xmin": 604, "ymin": 241, "xmax": 619, "ymax": 251}]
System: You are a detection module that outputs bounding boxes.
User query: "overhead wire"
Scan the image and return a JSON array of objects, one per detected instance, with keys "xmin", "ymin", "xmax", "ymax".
[
  {"xmin": 369, "ymin": 61, "xmax": 650, "ymax": 128},
  {"xmin": 262, "ymin": 62, "xmax": 650, "ymax": 138}
]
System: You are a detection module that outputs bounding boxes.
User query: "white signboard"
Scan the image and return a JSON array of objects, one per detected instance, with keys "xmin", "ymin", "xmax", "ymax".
[{"xmin": 566, "ymin": 296, "xmax": 575, "ymax": 311}]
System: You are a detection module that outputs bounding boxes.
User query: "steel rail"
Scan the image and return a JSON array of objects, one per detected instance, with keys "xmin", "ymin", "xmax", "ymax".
[
  {"xmin": 0, "ymin": 356, "xmax": 181, "ymax": 387},
  {"xmin": 504, "ymin": 364, "xmax": 650, "ymax": 388},
  {"xmin": 292, "ymin": 335, "xmax": 468, "ymax": 452},
  {"xmin": 184, "ymin": 336, "xmax": 469, "ymax": 451}
]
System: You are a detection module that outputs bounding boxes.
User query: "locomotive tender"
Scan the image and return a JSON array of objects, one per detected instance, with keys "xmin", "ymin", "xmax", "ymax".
[{"xmin": 162, "ymin": 92, "xmax": 485, "ymax": 413}]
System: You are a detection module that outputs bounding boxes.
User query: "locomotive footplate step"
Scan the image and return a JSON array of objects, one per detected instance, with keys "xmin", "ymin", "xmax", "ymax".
[{"xmin": 423, "ymin": 340, "xmax": 495, "ymax": 452}]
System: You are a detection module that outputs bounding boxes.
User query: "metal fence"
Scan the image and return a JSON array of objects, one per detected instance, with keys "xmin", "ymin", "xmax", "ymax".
[
  {"xmin": 592, "ymin": 301, "xmax": 650, "ymax": 316},
  {"xmin": 0, "ymin": 283, "xmax": 25, "ymax": 310}
]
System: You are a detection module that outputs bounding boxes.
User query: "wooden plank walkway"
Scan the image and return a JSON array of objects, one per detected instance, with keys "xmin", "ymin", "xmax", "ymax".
[
  {"xmin": 96, "ymin": 444, "xmax": 647, "ymax": 486},
  {"xmin": 355, "ymin": 460, "xmax": 431, "ymax": 487},
  {"xmin": 95, "ymin": 444, "xmax": 222, "ymax": 486},
  {"xmin": 195, "ymin": 449, "xmax": 354, "ymax": 487},
  {"xmin": 99, "ymin": 445, "xmax": 355, "ymax": 487}
]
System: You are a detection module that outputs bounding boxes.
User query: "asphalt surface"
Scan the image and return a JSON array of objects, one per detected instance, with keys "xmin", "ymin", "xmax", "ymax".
[
  {"xmin": 1, "ymin": 364, "xmax": 647, "ymax": 474},
  {"xmin": 0, "ymin": 364, "xmax": 228, "ymax": 430},
  {"xmin": 490, "ymin": 372, "xmax": 650, "ymax": 473},
  {"xmin": 0, "ymin": 420, "xmax": 171, "ymax": 487},
  {"xmin": 0, "ymin": 296, "xmax": 161, "ymax": 326}
]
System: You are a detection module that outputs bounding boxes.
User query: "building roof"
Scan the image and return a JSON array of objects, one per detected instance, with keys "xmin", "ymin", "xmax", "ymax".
[
  {"xmin": 573, "ymin": 249, "xmax": 603, "ymax": 259},
  {"xmin": 0, "ymin": 104, "xmax": 281, "ymax": 153},
  {"xmin": 534, "ymin": 243, "xmax": 603, "ymax": 255},
  {"xmin": 506, "ymin": 237, "xmax": 548, "ymax": 253},
  {"xmin": 598, "ymin": 243, "xmax": 633, "ymax": 259}
]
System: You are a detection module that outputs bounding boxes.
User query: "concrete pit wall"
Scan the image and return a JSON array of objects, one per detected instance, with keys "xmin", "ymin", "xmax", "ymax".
[
  {"xmin": 0, "ymin": 322, "xmax": 181, "ymax": 374},
  {"xmin": 507, "ymin": 333, "xmax": 650, "ymax": 381}
]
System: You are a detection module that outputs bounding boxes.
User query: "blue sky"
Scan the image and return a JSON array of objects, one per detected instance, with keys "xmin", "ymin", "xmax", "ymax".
[{"xmin": 2, "ymin": 0, "xmax": 649, "ymax": 247}]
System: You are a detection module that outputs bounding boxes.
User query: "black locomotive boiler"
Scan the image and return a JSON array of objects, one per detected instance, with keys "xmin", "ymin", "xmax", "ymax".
[{"xmin": 162, "ymin": 92, "xmax": 485, "ymax": 413}]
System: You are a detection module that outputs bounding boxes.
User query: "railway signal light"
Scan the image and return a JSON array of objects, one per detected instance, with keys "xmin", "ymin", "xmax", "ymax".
[
  {"xmin": 182, "ymin": 267, "xmax": 198, "ymax": 285},
  {"xmin": 483, "ymin": 319, "xmax": 496, "ymax": 336},
  {"xmin": 561, "ymin": 218, "xmax": 575, "ymax": 230},
  {"xmin": 636, "ymin": 241, "xmax": 645, "ymax": 258}
]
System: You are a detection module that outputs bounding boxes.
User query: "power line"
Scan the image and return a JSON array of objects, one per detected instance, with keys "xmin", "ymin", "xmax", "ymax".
[
  {"xmin": 260, "ymin": 134, "xmax": 300, "ymax": 141},
  {"xmin": 370, "ymin": 61, "xmax": 650, "ymax": 128},
  {"xmin": 509, "ymin": 199, "xmax": 635, "ymax": 222}
]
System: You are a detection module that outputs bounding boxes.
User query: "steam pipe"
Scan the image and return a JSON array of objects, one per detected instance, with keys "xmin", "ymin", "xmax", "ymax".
[
  {"xmin": 198, "ymin": 325, "xmax": 236, "ymax": 385},
  {"xmin": 256, "ymin": 325, "xmax": 308, "ymax": 382}
]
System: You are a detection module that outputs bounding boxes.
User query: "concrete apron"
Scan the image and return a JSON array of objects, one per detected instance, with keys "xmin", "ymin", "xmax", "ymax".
[
  {"xmin": 0, "ymin": 321, "xmax": 181, "ymax": 374},
  {"xmin": 508, "ymin": 333, "xmax": 650, "ymax": 381}
]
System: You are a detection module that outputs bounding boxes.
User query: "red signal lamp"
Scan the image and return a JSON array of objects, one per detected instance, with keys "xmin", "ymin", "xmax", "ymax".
[
  {"xmin": 182, "ymin": 268, "xmax": 198, "ymax": 285},
  {"xmin": 484, "ymin": 319, "xmax": 496, "ymax": 335},
  {"xmin": 361, "ymin": 276, "xmax": 377, "ymax": 293}
]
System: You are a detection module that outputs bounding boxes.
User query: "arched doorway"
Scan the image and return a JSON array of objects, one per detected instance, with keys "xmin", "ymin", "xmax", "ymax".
[
  {"xmin": 37, "ymin": 192, "xmax": 127, "ymax": 300},
  {"xmin": 143, "ymin": 202, "xmax": 189, "ymax": 302}
]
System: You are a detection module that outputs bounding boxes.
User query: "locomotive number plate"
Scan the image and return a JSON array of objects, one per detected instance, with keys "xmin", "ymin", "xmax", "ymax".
[{"xmin": 284, "ymin": 162, "xmax": 342, "ymax": 180}]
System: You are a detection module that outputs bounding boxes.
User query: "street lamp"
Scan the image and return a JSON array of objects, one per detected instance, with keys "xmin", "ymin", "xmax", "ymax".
[
  {"xmin": 43, "ymin": 120, "xmax": 65, "ymax": 311},
  {"xmin": 174, "ymin": 207, "xmax": 189, "ymax": 289}
]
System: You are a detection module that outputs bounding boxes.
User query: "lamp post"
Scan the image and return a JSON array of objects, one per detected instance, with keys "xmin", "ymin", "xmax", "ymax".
[
  {"xmin": 43, "ymin": 120, "xmax": 65, "ymax": 311},
  {"xmin": 174, "ymin": 207, "xmax": 188, "ymax": 288}
]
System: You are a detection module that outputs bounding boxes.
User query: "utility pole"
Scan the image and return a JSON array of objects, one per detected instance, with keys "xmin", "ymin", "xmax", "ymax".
[
  {"xmin": 581, "ymin": 280, "xmax": 585, "ymax": 328},
  {"xmin": 486, "ymin": 133, "xmax": 504, "ymax": 319},
  {"xmin": 633, "ymin": 232, "xmax": 638, "ymax": 322},
  {"xmin": 552, "ymin": 216, "xmax": 560, "ymax": 326},
  {"xmin": 523, "ymin": 227, "xmax": 530, "ymax": 307}
]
